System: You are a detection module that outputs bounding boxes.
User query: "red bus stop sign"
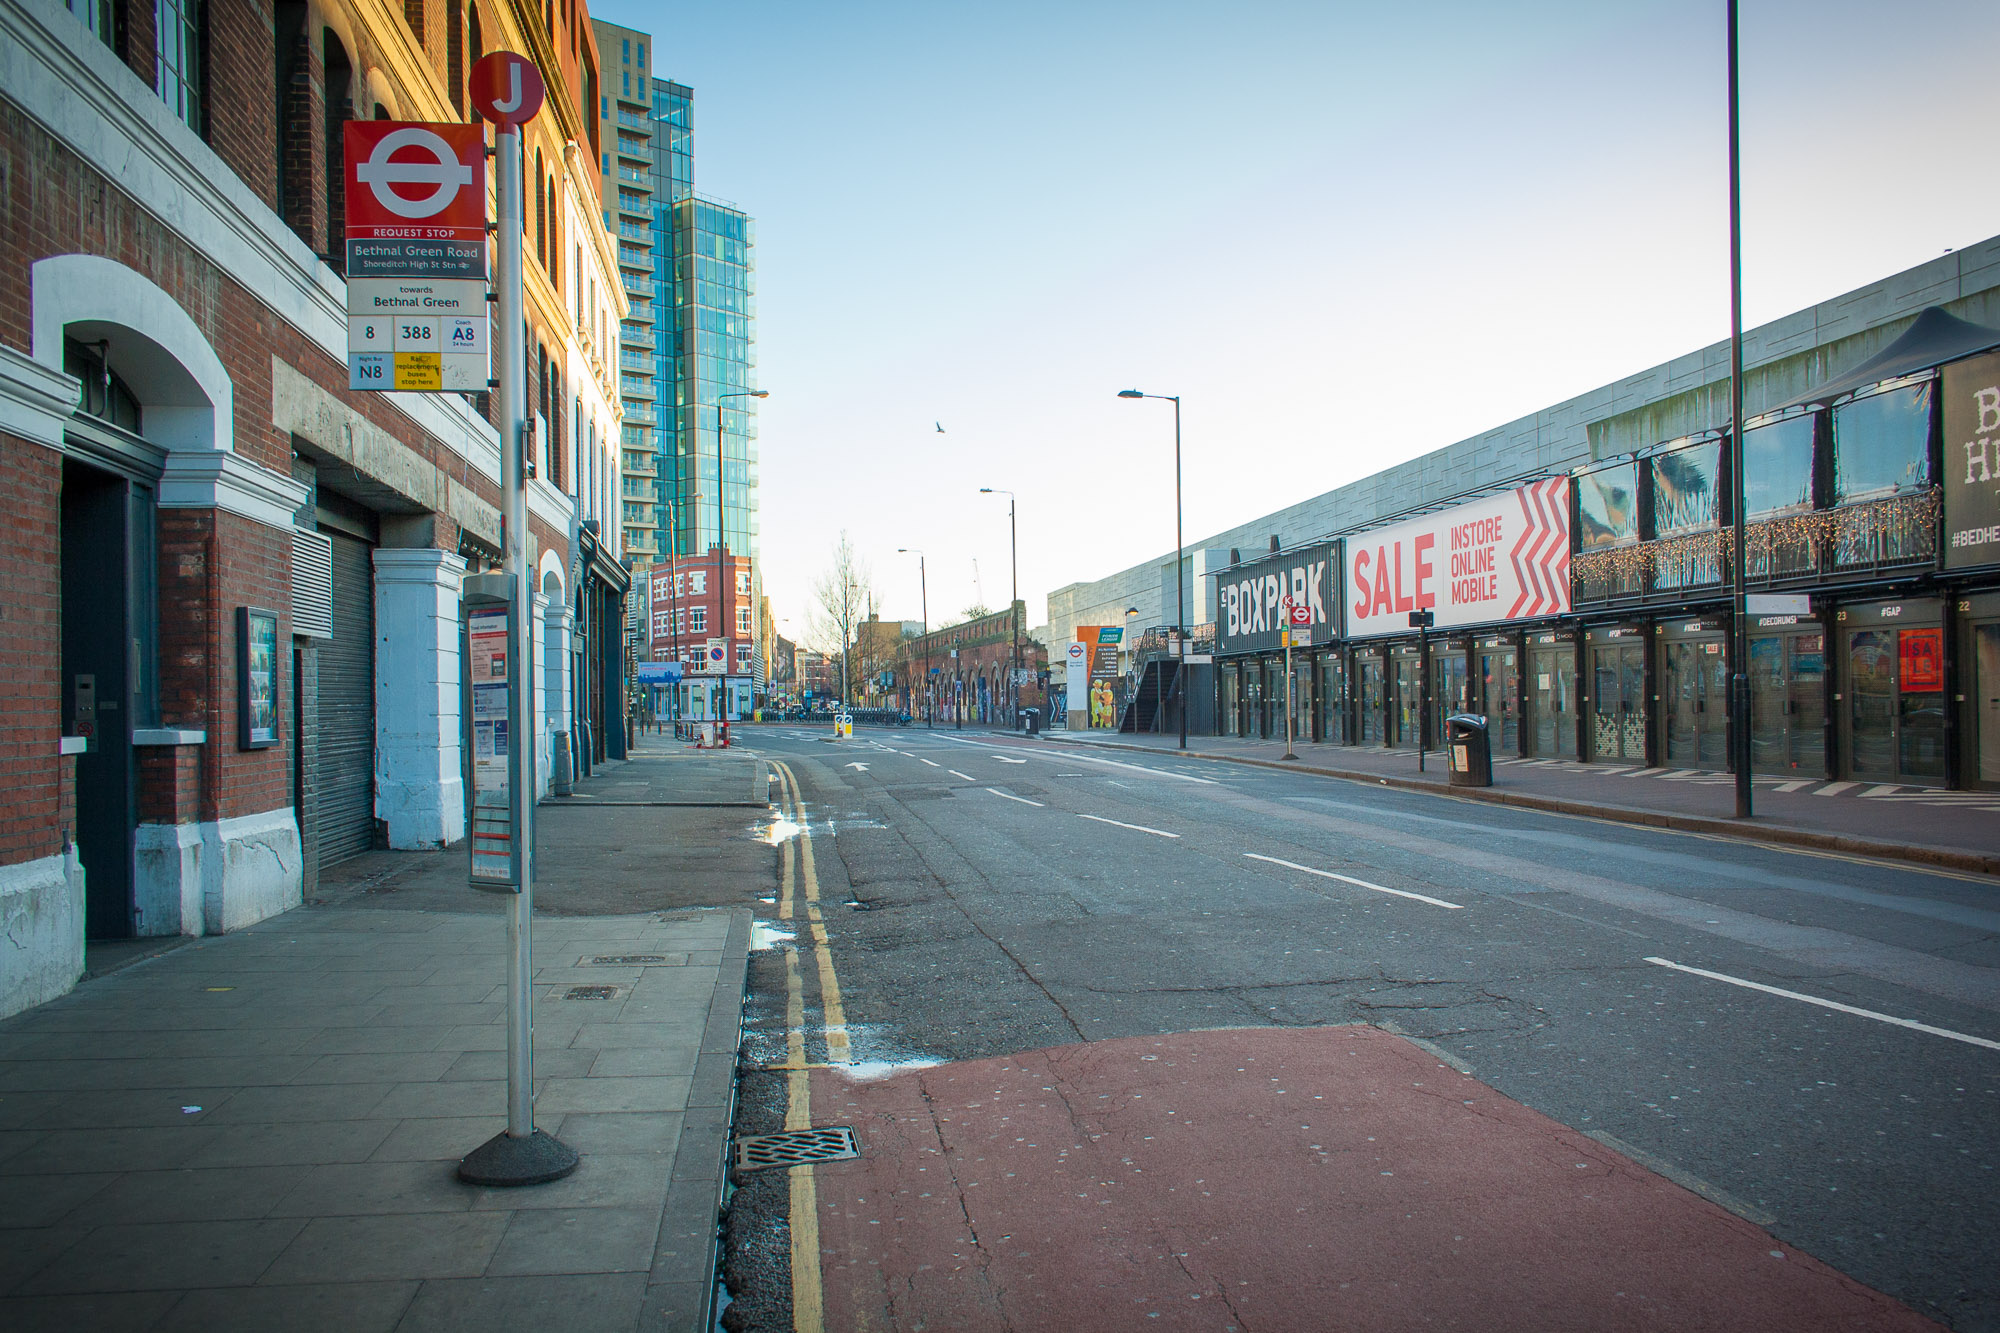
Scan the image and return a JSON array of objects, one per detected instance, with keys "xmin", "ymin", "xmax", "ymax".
[{"xmin": 470, "ymin": 52, "xmax": 545, "ymax": 126}]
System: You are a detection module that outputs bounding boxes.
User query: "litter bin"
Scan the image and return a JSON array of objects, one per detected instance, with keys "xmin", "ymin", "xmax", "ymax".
[
  {"xmin": 1020, "ymin": 707, "xmax": 1040, "ymax": 736},
  {"xmin": 1445, "ymin": 713, "xmax": 1491, "ymax": 787}
]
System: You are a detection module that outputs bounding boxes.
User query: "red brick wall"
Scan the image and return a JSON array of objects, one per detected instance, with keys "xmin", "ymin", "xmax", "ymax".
[
  {"xmin": 0, "ymin": 435, "xmax": 64, "ymax": 866},
  {"xmin": 206, "ymin": 0, "xmax": 280, "ymax": 216},
  {"xmin": 137, "ymin": 745, "xmax": 202, "ymax": 824}
]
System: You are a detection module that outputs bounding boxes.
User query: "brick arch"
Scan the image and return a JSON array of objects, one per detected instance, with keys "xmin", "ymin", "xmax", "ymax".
[{"xmin": 29, "ymin": 253, "xmax": 231, "ymax": 454}]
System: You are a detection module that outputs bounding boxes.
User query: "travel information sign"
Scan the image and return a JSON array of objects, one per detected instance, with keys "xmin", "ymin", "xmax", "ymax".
[{"xmin": 342, "ymin": 122, "xmax": 490, "ymax": 392}]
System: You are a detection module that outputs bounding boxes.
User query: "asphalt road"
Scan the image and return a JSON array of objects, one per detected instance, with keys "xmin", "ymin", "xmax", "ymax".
[{"xmin": 722, "ymin": 725, "xmax": 2000, "ymax": 1332}]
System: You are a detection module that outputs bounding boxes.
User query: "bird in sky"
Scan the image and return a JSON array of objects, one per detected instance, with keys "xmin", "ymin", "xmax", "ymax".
[{"xmin": 935, "ymin": 422, "xmax": 946, "ymax": 433}]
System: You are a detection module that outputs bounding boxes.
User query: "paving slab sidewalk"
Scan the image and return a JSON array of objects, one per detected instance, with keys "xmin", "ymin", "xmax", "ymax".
[
  {"xmin": 0, "ymin": 903, "xmax": 749, "ymax": 1332},
  {"xmin": 1038, "ymin": 727, "xmax": 2000, "ymax": 873}
]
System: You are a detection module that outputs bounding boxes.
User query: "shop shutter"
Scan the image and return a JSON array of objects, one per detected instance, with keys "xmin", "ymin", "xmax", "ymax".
[{"xmin": 317, "ymin": 530, "xmax": 377, "ymax": 867}]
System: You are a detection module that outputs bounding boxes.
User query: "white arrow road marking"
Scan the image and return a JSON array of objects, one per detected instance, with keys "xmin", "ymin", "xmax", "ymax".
[
  {"xmin": 948, "ymin": 770, "xmax": 975, "ymax": 782},
  {"xmin": 1244, "ymin": 853, "xmax": 1463, "ymax": 909},
  {"xmin": 1644, "ymin": 957, "xmax": 2000, "ymax": 1052},
  {"xmin": 844, "ymin": 763, "xmax": 869, "ymax": 772},
  {"xmin": 986, "ymin": 788, "xmax": 1044, "ymax": 806},
  {"xmin": 990, "ymin": 756, "xmax": 1027, "ymax": 764},
  {"xmin": 1078, "ymin": 813, "xmax": 1179, "ymax": 839}
]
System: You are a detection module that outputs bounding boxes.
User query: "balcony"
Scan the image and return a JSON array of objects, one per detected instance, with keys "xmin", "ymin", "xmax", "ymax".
[{"xmin": 618, "ymin": 245, "xmax": 652, "ymax": 273}]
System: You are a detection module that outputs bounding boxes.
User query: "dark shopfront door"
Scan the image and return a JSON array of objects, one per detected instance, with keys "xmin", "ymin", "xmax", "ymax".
[
  {"xmin": 1477, "ymin": 639, "xmax": 1519, "ymax": 756},
  {"xmin": 1241, "ymin": 661, "xmax": 1263, "ymax": 738},
  {"xmin": 1218, "ymin": 662, "xmax": 1240, "ymax": 737},
  {"xmin": 1661, "ymin": 623, "xmax": 1728, "ymax": 770},
  {"xmin": 1317, "ymin": 653, "xmax": 1347, "ymax": 746},
  {"xmin": 1527, "ymin": 635, "xmax": 1576, "ymax": 759},
  {"xmin": 1292, "ymin": 652, "xmax": 1315, "ymax": 742},
  {"xmin": 1429, "ymin": 641, "xmax": 1469, "ymax": 750},
  {"xmin": 1961, "ymin": 594, "xmax": 2000, "ymax": 788},
  {"xmin": 62, "ymin": 457, "xmax": 155, "ymax": 940},
  {"xmin": 1262, "ymin": 657, "xmax": 1285, "ymax": 739},
  {"xmin": 1392, "ymin": 647, "xmax": 1422, "ymax": 748},
  {"xmin": 1750, "ymin": 622, "xmax": 1827, "ymax": 778},
  {"xmin": 1358, "ymin": 652, "xmax": 1386, "ymax": 745},
  {"xmin": 1589, "ymin": 633, "xmax": 1649, "ymax": 764},
  {"xmin": 1840, "ymin": 600, "xmax": 1944, "ymax": 786}
]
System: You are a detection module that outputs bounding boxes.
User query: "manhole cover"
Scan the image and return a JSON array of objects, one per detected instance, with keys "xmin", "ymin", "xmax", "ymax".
[
  {"xmin": 590, "ymin": 955, "xmax": 666, "ymax": 965},
  {"xmin": 737, "ymin": 1126, "xmax": 861, "ymax": 1172},
  {"xmin": 562, "ymin": 985, "xmax": 620, "ymax": 1001}
]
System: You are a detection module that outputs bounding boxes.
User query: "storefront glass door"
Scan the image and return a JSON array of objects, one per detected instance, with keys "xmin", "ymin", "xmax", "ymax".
[
  {"xmin": 1478, "ymin": 648, "xmax": 1518, "ymax": 754},
  {"xmin": 1844, "ymin": 627, "xmax": 1944, "ymax": 784},
  {"xmin": 1241, "ymin": 664, "xmax": 1262, "ymax": 739},
  {"xmin": 1590, "ymin": 643, "xmax": 1647, "ymax": 762},
  {"xmin": 1293, "ymin": 656, "xmax": 1315, "ymax": 742},
  {"xmin": 1359, "ymin": 657, "xmax": 1385, "ymax": 745},
  {"xmin": 1976, "ymin": 622, "xmax": 2000, "ymax": 785},
  {"xmin": 1664, "ymin": 638, "xmax": 1727, "ymax": 768},
  {"xmin": 1749, "ymin": 630, "xmax": 1826, "ymax": 776},
  {"xmin": 1317, "ymin": 656, "xmax": 1347, "ymax": 745},
  {"xmin": 1430, "ymin": 652, "xmax": 1468, "ymax": 749},
  {"xmin": 1263, "ymin": 659, "xmax": 1285, "ymax": 738},
  {"xmin": 1218, "ymin": 664, "xmax": 1239, "ymax": 737},
  {"xmin": 1528, "ymin": 644, "xmax": 1575, "ymax": 758},
  {"xmin": 1393, "ymin": 653, "xmax": 1422, "ymax": 748}
]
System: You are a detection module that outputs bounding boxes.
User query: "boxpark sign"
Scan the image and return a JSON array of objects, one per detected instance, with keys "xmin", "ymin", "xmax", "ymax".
[
  {"xmin": 1345, "ymin": 479, "xmax": 1571, "ymax": 638},
  {"xmin": 1214, "ymin": 542, "xmax": 1337, "ymax": 657}
]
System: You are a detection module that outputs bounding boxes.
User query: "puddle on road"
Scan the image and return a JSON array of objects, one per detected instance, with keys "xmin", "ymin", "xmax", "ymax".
[
  {"xmin": 754, "ymin": 816, "xmax": 804, "ymax": 845},
  {"xmin": 749, "ymin": 922, "xmax": 795, "ymax": 952}
]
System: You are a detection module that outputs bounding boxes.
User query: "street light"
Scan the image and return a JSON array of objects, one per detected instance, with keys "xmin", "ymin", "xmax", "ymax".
[
  {"xmin": 714, "ymin": 389, "xmax": 768, "ymax": 718},
  {"xmin": 898, "ymin": 548, "xmax": 931, "ymax": 728},
  {"xmin": 1117, "ymin": 389, "xmax": 1187, "ymax": 750},
  {"xmin": 979, "ymin": 488, "xmax": 1019, "ymax": 730}
]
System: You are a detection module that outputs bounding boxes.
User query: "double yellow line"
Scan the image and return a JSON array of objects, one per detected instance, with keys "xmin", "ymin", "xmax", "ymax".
[{"xmin": 767, "ymin": 760, "xmax": 851, "ymax": 1333}]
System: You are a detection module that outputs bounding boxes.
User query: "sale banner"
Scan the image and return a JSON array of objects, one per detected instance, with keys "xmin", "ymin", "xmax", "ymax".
[{"xmin": 1344, "ymin": 479, "xmax": 1570, "ymax": 638}]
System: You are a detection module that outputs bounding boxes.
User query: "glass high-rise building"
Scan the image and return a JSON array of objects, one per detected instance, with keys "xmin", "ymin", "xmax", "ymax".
[{"xmin": 593, "ymin": 25, "xmax": 761, "ymax": 679}]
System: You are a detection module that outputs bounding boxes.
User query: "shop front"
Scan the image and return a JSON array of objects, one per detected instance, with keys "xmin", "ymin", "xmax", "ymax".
[
  {"xmin": 1585, "ymin": 624, "xmax": 1650, "ymax": 764},
  {"xmin": 1209, "ymin": 541, "xmax": 1339, "ymax": 744},
  {"xmin": 1526, "ymin": 630, "xmax": 1578, "ymax": 759},
  {"xmin": 1474, "ymin": 633, "xmax": 1521, "ymax": 756},
  {"xmin": 1748, "ymin": 610, "xmax": 1828, "ymax": 777},
  {"xmin": 1659, "ymin": 616, "xmax": 1729, "ymax": 770},
  {"xmin": 1355, "ymin": 643, "xmax": 1388, "ymax": 745},
  {"xmin": 1838, "ymin": 599, "xmax": 1945, "ymax": 785},
  {"xmin": 1428, "ymin": 637, "xmax": 1471, "ymax": 750},
  {"xmin": 1316, "ymin": 650, "xmax": 1348, "ymax": 745}
]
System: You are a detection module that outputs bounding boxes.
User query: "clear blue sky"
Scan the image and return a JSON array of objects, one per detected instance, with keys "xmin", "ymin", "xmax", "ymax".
[{"xmin": 587, "ymin": 0, "xmax": 2000, "ymax": 643}]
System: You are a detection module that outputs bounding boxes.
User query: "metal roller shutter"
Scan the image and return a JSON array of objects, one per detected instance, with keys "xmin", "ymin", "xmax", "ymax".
[{"xmin": 317, "ymin": 530, "xmax": 377, "ymax": 866}]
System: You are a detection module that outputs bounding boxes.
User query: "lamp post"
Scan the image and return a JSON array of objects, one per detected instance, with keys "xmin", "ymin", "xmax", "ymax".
[
  {"xmin": 1725, "ymin": 0, "xmax": 1753, "ymax": 821},
  {"xmin": 898, "ymin": 548, "xmax": 931, "ymax": 727},
  {"xmin": 1117, "ymin": 390, "xmax": 1187, "ymax": 750},
  {"xmin": 714, "ymin": 388, "xmax": 769, "ymax": 719},
  {"xmin": 979, "ymin": 488, "xmax": 1019, "ymax": 730}
]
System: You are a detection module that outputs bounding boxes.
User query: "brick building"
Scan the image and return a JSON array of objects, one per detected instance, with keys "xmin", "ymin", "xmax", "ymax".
[
  {"xmin": 895, "ymin": 602, "xmax": 1045, "ymax": 724},
  {"xmin": 0, "ymin": 0, "xmax": 624, "ymax": 1017}
]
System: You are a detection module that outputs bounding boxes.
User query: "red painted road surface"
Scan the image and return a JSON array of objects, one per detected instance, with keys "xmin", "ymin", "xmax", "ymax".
[{"xmin": 805, "ymin": 1026, "xmax": 1939, "ymax": 1332}]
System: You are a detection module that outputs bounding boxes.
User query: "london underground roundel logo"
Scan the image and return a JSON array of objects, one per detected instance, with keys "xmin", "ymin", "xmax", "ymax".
[
  {"xmin": 342, "ymin": 122, "xmax": 486, "ymax": 236},
  {"xmin": 470, "ymin": 52, "xmax": 546, "ymax": 126},
  {"xmin": 355, "ymin": 127, "xmax": 475, "ymax": 219}
]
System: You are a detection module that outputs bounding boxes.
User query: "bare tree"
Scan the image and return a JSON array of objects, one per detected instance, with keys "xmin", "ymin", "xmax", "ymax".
[{"xmin": 809, "ymin": 531, "xmax": 872, "ymax": 702}]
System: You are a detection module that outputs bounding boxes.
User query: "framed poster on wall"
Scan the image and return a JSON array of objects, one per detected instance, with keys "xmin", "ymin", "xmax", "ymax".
[{"xmin": 237, "ymin": 606, "xmax": 280, "ymax": 749}]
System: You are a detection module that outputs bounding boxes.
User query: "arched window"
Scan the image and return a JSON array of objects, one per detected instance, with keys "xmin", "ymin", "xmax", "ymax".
[
  {"xmin": 445, "ymin": 0, "xmax": 464, "ymax": 114},
  {"xmin": 322, "ymin": 28, "xmax": 355, "ymax": 269},
  {"xmin": 273, "ymin": 0, "xmax": 310, "ymax": 238},
  {"xmin": 533, "ymin": 149, "xmax": 546, "ymax": 268},
  {"xmin": 546, "ymin": 176, "xmax": 559, "ymax": 292},
  {"xmin": 467, "ymin": 5, "xmax": 485, "ymax": 124}
]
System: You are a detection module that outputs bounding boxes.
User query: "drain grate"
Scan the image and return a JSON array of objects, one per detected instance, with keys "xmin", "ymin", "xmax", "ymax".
[
  {"xmin": 590, "ymin": 955, "xmax": 666, "ymax": 965},
  {"xmin": 736, "ymin": 1126, "xmax": 860, "ymax": 1172},
  {"xmin": 562, "ymin": 985, "xmax": 620, "ymax": 1001}
]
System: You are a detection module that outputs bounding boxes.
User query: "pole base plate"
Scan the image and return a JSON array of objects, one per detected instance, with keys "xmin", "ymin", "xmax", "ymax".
[{"xmin": 457, "ymin": 1129, "xmax": 579, "ymax": 1187}]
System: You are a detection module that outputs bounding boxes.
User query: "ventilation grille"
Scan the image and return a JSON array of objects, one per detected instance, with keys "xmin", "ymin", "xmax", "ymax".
[
  {"xmin": 292, "ymin": 528, "xmax": 334, "ymax": 640},
  {"xmin": 737, "ymin": 1126, "xmax": 860, "ymax": 1172}
]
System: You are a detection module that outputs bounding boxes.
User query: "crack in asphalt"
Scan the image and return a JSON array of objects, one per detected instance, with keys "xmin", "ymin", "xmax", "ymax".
[{"xmin": 916, "ymin": 1073, "xmax": 1014, "ymax": 1331}]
